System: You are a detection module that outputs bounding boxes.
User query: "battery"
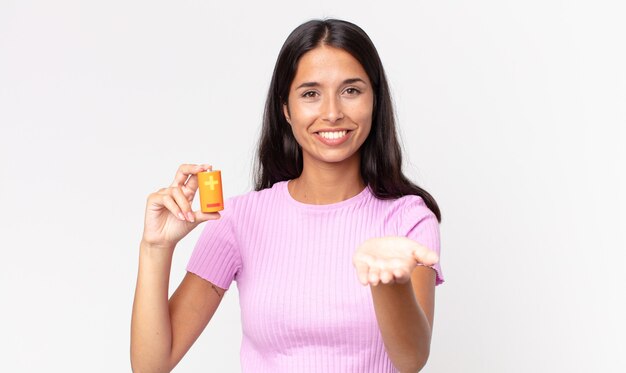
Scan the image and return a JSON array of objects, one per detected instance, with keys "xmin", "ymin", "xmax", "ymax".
[{"xmin": 197, "ymin": 170, "xmax": 224, "ymax": 213}]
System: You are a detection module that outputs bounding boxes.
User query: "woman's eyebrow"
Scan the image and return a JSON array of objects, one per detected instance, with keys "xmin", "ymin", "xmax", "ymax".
[
  {"xmin": 295, "ymin": 77, "xmax": 367, "ymax": 90},
  {"xmin": 343, "ymin": 78, "xmax": 367, "ymax": 85}
]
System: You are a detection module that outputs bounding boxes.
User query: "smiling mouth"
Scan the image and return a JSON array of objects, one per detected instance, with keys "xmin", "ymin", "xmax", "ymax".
[
  {"xmin": 317, "ymin": 130, "xmax": 348, "ymax": 139},
  {"xmin": 314, "ymin": 129, "xmax": 353, "ymax": 146}
]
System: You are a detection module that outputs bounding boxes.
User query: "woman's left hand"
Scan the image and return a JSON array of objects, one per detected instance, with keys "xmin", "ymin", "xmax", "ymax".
[{"xmin": 352, "ymin": 237, "xmax": 439, "ymax": 286}]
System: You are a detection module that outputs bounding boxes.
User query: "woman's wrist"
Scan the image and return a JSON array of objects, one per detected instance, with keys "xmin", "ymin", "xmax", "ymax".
[{"xmin": 140, "ymin": 240, "xmax": 176, "ymax": 255}]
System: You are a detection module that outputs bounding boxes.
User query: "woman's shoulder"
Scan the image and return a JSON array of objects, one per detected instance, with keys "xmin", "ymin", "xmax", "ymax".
[
  {"xmin": 370, "ymin": 192, "xmax": 428, "ymax": 211},
  {"xmin": 369, "ymin": 192, "xmax": 436, "ymax": 224}
]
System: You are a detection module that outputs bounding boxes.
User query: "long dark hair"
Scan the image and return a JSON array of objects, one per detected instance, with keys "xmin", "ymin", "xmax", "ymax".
[{"xmin": 254, "ymin": 19, "xmax": 441, "ymax": 222}]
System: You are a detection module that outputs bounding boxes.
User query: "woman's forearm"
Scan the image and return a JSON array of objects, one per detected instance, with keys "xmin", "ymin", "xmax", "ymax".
[
  {"xmin": 370, "ymin": 281, "xmax": 432, "ymax": 373},
  {"xmin": 130, "ymin": 242, "xmax": 176, "ymax": 372}
]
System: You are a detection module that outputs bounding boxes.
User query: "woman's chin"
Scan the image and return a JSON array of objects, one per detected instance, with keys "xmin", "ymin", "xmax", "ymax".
[{"xmin": 305, "ymin": 151, "xmax": 360, "ymax": 167}]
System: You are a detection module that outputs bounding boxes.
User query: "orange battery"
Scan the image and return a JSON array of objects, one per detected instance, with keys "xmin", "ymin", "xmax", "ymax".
[{"xmin": 198, "ymin": 170, "xmax": 224, "ymax": 213}]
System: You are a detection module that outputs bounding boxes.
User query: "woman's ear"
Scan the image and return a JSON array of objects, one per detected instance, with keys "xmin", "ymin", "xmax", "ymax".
[{"xmin": 283, "ymin": 103, "xmax": 291, "ymax": 125}]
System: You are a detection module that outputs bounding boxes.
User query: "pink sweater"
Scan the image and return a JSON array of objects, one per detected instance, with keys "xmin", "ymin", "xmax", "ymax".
[{"xmin": 187, "ymin": 181, "xmax": 443, "ymax": 372}]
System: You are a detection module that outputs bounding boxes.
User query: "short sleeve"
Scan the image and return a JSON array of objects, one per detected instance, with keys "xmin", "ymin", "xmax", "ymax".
[
  {"xmin": 398, "ymin": 197, "xmax": 444, "ymax": 286},
  {"xmin": 186, "ymin": 201, "xmax": 242, "ymax": 290}
]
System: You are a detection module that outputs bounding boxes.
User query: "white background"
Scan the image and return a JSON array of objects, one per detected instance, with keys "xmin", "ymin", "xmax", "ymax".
[{"xmin": 1, "ymin": 1, "xmax": 625, "ymax": 372}]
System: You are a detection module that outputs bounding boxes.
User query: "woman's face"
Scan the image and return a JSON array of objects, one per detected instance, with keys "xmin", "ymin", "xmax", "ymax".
[{"xmin": 283, "ymin": 45, "xmax": 374, "ymax": 168}]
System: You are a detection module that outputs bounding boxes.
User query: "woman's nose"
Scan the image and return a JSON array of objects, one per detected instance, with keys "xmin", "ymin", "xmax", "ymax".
[{"xmin": 321, "ymin": 95, "xmax": 344, "ymax": 123}]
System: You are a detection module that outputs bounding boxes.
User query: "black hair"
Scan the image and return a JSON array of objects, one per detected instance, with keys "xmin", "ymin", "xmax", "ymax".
[{"xmin": 254, "ymin": 19, "xmax": 441, "ymax": 222}]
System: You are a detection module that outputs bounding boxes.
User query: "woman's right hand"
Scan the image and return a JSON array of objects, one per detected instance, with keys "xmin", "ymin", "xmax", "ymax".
[{"xmin": 141, "ymin": 164, "xmax": 221, "ymax": 249}]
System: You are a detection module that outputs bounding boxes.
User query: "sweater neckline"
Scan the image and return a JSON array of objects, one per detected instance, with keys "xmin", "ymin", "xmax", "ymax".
[{"xmin": 279, "ymin": 180, "xmax": 371, "ymax": 211}]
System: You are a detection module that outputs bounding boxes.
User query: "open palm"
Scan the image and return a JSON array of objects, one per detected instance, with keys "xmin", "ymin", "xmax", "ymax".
[{"xmin": 352, "ymin": 236, "xmax": 438, "ymax": 286}]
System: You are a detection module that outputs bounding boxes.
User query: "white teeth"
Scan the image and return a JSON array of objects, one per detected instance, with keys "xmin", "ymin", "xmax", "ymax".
[{"xmin": 318, "ymin": 130, "xmax": 347, "ymax": 139}]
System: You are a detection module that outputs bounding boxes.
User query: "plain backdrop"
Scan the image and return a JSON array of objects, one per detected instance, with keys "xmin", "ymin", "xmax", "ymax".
[{"xmin": 1, "ymin": 1, "xmax": 625, "ymax": 372}]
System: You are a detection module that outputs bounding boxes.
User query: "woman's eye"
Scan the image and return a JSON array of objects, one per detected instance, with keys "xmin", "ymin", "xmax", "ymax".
[
  {"xmin": 302, "ymin": 91, "xmax": 318, "ymax": 98},
  {"xmin": 345, "ymin": 87, "xmax": 361, "ymax": 95}
]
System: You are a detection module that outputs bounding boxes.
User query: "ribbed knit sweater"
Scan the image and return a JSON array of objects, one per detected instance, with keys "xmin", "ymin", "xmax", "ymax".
[{"xmin": 187, "ymin": 180, "xmax": 443, "ymax": 372}]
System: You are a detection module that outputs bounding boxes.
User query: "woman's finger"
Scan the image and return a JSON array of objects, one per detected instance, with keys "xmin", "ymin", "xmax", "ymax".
[
  {"xmin": 368, "ymin": 265, "xmax": 381, "ymax": 286},
  {"xmin": 393, "ymin": 268, "xmax": 411, "ymax": 284},
  {"xmin": 355, "ymin": 262, "xmax": 370, "ymax": 286},
  {"xmin": 170, "ymin": 186, "xmax": 194, "ymax": 222},
  {"xmin": 379, "ymin": 270, "xmax": 394, "ymax": 284},
  {"xmin": 147, "ymin": 192, "xmax": 182, "ymax": 219},
  {"xmin": 160, "ymin": 194, "xmax": 186, "ymax": 221},
  {"xmin": 413, "ymin": 245, "xmax": 439, "ymax": 266},
  {"xmin": 170, "ymin": 164, "xmax": 204, "ymax": 188},
  {"xmin": 352, "ymin": 258, "xmax": 371, "ymax": 286},
  {"xmin": 182, "ymin": 164, "xmax": 212, "ymax": 198},
  {"xmin": 155, "ymin": 187, "xmax": 168, "ymax": 196},
  {"xmin": 193, "ymin": 210, "xmax": 221, "ymax": 224}
]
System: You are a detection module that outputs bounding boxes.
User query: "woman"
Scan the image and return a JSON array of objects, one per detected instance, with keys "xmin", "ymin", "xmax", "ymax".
[{"xmin": 131, "ymin": 19, "xmax": 444, "ymax": 372}]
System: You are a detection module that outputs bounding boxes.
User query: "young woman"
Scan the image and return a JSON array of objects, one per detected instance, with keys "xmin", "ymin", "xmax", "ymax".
[{"xmin": 131, "ymin": 19, "xmax": 444, "ymax": 373}]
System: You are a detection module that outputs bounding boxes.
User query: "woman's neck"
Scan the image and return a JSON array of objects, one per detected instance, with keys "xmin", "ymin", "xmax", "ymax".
[{"xmin": 288, "ymin": 156, "xmax": 365, "ymax": 205}]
